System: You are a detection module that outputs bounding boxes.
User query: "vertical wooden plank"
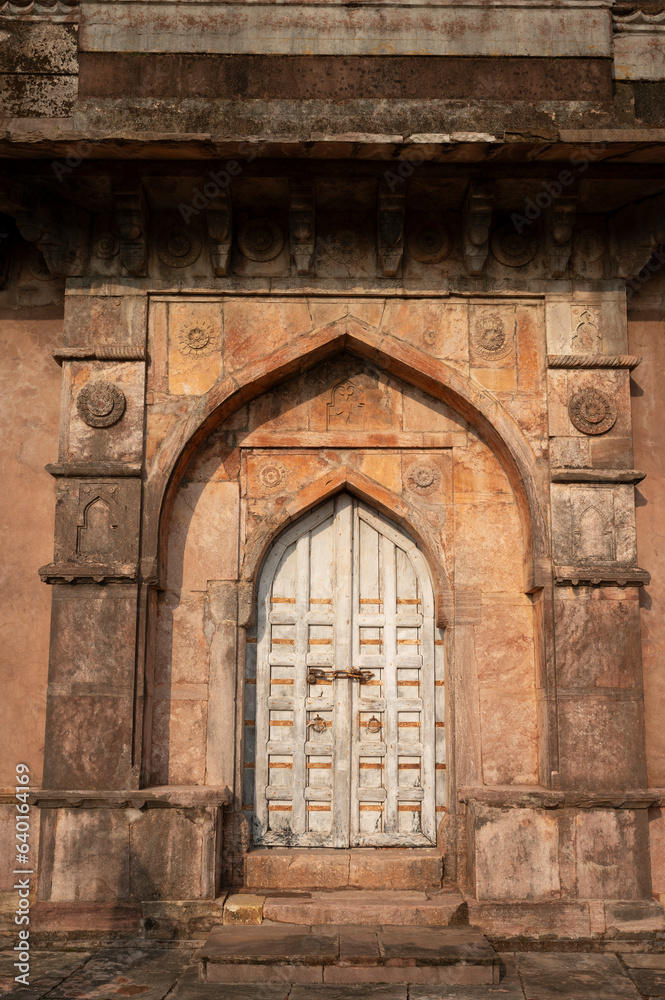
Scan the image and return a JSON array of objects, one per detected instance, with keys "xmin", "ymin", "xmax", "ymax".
[
  {"xmin": 333, "ymin": 494, "xmax": 353, "ymax": 847},
  {"xmin": 383, "ymin": 533, "xmax": 398, "ymax": 837},
  {"xmin": 292, "ymin": 533, "xmax": 310, "ymax": 836}
]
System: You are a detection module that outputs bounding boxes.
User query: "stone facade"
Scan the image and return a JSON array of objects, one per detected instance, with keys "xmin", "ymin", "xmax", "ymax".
[{"xmin": 2, "ymin": 0, "xmax": 665, "ymax": 944}]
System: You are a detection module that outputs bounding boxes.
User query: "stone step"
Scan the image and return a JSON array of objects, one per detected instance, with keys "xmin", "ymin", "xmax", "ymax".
[
  {"xmin": 260, "ymin": 889, "xmax": 467, "ymax": 927},
  {"xmin": 199, "ymin": 924, "xmax": 500, "ymax": 986},
  {"xmin": 245, "ymin": 847, "xmax": 443, "ymax": 891}
]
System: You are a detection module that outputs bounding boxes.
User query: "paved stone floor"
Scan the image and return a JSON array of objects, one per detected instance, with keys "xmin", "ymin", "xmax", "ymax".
[{"xmin": 1, "ymin": 944, "xmax": 665, "ymax": 999}]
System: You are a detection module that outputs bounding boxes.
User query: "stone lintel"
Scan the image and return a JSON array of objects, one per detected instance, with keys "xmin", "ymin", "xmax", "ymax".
[
  {"xmin": 46, "ymin": 462, "xmax": 142, "ymax": 478},
  {"xmin": 547, "ymin": 354, "xmax": 642, "ymax": 369},
  {"xmin": 458, "ymin": 785, "xmax": 660, "ymax": 810},
  {"xmin": 550, "ymin": 468, "xmax": 646, "ymax": 484},
  {"xmin": 554, "ymin": 565, "xmax": 650, "ymax": 587},
  {"xmin": 30, "ymin": 785, "xmax": 231, "ymax": 809}
]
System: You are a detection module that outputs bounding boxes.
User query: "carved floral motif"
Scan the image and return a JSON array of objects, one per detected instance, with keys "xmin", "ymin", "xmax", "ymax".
[
  {"xmin": 177, "ymin": 322, "xmax": 214, "ymax": 356},
  {"xmin": 568, "ymin": 388, "xmax": 617, "ymax": 436},
  {"xmin": 76, "ymin": 381, "xmax": 126, "ymax": 428}
]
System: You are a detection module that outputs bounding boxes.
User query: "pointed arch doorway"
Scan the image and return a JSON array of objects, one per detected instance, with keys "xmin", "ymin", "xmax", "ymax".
[{"xmin": 251, "ymin": 492, "xmax": 442, "ymax": 848}]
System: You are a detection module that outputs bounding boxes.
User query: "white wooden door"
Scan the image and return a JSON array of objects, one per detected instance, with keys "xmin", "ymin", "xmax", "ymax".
[{"xmin": 253, "ymin": 493, "xmax": 437, "ymax": 847}]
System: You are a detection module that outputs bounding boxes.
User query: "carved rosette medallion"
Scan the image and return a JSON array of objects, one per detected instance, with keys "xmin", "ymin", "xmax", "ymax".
[
  {"xmin": 405, "ymin": 462, "xmax": 441, "ymax": 496},
  {"xmin": 76, "ymin": 381, "xmax": 126, "ymax": 428},
  {"xmin": 156, "ymin": 226, "xmax": 202, "ymax": 268},
  {"xmin": 491, "ymin": 226, "xmax": 537, "ymax": 267},
  {"xmin": 472, "ymin": 313, "xmax": 512, "ymax": 360},
  {"xmin": 324, "ymin": 228, "xmax": 368, "ymax": 264},
  {"xmin": 238, "ymin": 219, "xmax": 284, "ymax": 261},
  {"xmin": 568, "ymin": 388, "xmax": 617, "ymax": 436},
  {"xmin": 408, "ymin": 222, "xmax": 452, "ymax": 264},
  {"xmin": 92, "ymin": 233, "xmax": 120, "ymax": 260},
  {"xmin": 259, "ymin": 462, "xmax": 288, "ymax": 493},
  {"xmin": 573, "ymin": 229, "xmax": 606, "ymax": 263},
  {"xmin": 177, "ymin": 322, "xmax": 214, "ymax": 356}
]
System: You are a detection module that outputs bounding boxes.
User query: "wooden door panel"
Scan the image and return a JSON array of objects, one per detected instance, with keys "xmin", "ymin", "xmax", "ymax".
[{"xmin": 254, "ymin": 494, "xmax": 438, "ymax": 848}]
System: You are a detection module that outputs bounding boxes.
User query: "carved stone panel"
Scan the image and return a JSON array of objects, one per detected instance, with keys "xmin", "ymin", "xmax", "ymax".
[
  {"xmin": 551, "ymin": 484, "xmax": 638, "ymax": 569},
  {"xmin": 51, "ymin": 477, "xmax": 141, "ymax": 575}
]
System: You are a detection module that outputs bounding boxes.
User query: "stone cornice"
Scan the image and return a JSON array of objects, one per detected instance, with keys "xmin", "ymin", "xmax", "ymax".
[
  {"xmin": 555, "ymin": 565, "xmax": 650, "ymax": 586},
  {"xmin": 459, "ymin": 785, "xmax": 662, "ymax": 810},
  {"xmin": 39, "ymin": 561, "xmax": 138, "ymax": 584},
  {"xmin": 547, "ymin": 354, "xmax": 642, "ymax": 369},
  {"xmin": 550, "ymin": 469, "xmax": 646, "ymax": 484}
]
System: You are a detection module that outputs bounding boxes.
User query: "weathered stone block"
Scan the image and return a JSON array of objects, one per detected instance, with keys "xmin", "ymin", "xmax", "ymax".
[
  {"xmin": 245, "ymin": 848, "xmax": 350, "ymax": 889},
  {"xmin": 554, "ymin": 595, "xmax": 643, "ymax": 690},
  {"xmin": 63, "ymin": 294, "xmax": 148, "ymax": 350},
  {"xmin": 557, "ymin": 693, "xmax": 647, "ymax": 791},
  {"xmin": 129, "ymin": 808, "xmax": 210, "ymax": 901},
  {"xmin": 348, "ymin": 849, "xmax": 443, "ymax": 890},
  {"xmin": 470, "ymin": 805, "xmax": 561, "ymax": 901},
  {"xmin": 575, "ymin": 809, "xmax": 651, "ymax": 900},
  {"xmin": 49, "ymin": 809, "xmax": 130, "ymax": 902}
]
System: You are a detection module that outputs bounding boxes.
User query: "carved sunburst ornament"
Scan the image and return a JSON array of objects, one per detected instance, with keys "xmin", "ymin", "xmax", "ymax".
[
  {"xmin": 405, "ymin": 462, "xmax": 441, "ymax": 496},
  {"xmin": 568, "ymin": 388, "xmax": 617, "ymax": 436},
  {"xmin": 472, "ymin": 313, "xmax": 512, "ymax": 360},
  {"xmin": 259, "ymin": 462, "xmax": 288, "ymax": 493},
  {"xmin": 177, "ymin": 322, "xmax": 214, "ymax": 356}
]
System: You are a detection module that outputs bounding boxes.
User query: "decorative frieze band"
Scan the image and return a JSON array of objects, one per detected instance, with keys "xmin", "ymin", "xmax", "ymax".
[
  {"xmin": 547, "ymin": 354, "xmax": 642, "ymax": 369},
  {"xmin": 53, "ymin": 347, "xmax": 146, "ymax": 365},
  {"xmin": 551, "ymin": 469, "xmax": 646, "ymax": 484},
  {"xmin": 554, "ymin": 565, "xmax": 650, "ymax": 587}
]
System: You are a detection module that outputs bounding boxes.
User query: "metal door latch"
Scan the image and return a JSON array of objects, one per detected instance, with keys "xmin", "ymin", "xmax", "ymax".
[{"xmin": 307, "ymin": 667, "xmax": 374, "ymax": 684}]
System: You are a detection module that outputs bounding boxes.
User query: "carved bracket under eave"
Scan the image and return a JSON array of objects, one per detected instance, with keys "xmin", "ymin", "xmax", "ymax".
[
  {"xmin": 206, "ymin": 191, "xmax": 233, "ymax": 276},
  {"xmin": 546, "ymin": 191, "xmax": 577, "ymax": 279},
  {"xmin": 290, "ymin": 180, "xmax": 315, "ymax": 276},
  {"xmin": 377, "ymin": 178, "xmax": 405, "ymax": 278},
  {"xmin": 14, "ymin": 196, "xmax": 88, "ymax": 278},
  {"xmin": 114, "ymin": 181, "xmax": 147, "ymax": 277},
  {"xmin": 463, "ymin": 180, "xmax": 494, "ymax": 276}
]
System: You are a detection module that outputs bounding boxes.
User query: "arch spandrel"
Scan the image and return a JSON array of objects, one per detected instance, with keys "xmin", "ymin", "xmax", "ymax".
[{"xmin": 145, "ymin": 320, "xmax": 550, "ymax": 597}]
